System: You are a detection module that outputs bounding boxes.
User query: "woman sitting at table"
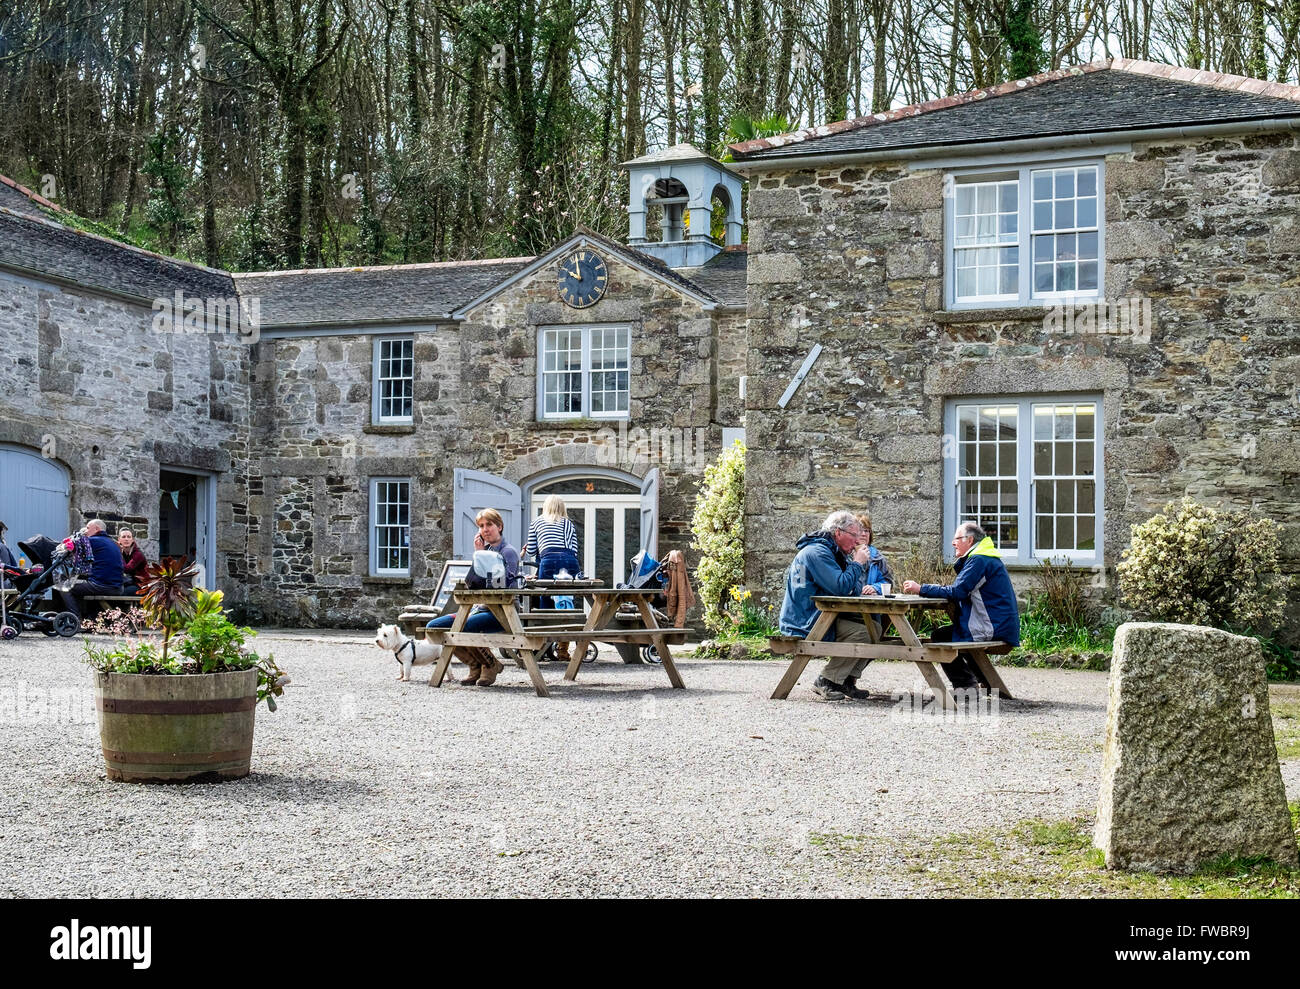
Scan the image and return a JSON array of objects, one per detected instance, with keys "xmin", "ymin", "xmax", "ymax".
[
  {"xmin": 841, "ymin": 513, "xmax": 896, "ymax": 637},
  {"xmin": 525, "ymin": 495, "xmax": 581, "ymax": 663},
  {"xmin": 426, "ymin": 508, "xmax": 519, "ymax": 687},
  {"xmin": 854, "ymin": 513, "xmax": 895, "ymax": 597},
  {"xmin": 118, "ymin": 527, "xmax": 149, "ymax": 594}
]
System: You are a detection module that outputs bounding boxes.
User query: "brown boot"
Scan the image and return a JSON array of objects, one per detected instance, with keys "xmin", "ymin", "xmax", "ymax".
[
  {"xmin": 476, "ymin": 651, "xmax": 505, "ymax": 686},
  {"xmin": 554, "ymin": 641, "xmax": 572, "ymax": 665},
  {"xmin": 458, "ymin": 649, "xmax": 483, "ymax": 685}
]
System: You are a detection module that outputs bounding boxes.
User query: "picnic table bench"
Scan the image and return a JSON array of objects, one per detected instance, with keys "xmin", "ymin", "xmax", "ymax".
[
  {"xmin": 399, "ymin": 579, "xmax": 672, "ymax": 664},
  {"xmin": 423, "ymin": 585, "xmax": 687, "ymax": 698},
  {"xmin": 769, "ymin": 594, "xmax": 1014, "ymax": 709}
]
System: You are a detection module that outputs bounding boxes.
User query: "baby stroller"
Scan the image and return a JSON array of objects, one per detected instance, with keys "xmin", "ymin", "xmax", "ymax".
[
  {"xmin": 615, "ymin": 550, "xmax": 671, "ymax": 664},
  {"xmin": 0, "ymin": 532, "xmax": 82, "ymax": 638}
]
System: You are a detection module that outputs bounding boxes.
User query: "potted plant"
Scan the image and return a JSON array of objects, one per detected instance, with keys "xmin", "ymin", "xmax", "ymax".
[{"xmin": 83, "ymin": 559, "xmax": 288, "ymax": 783}]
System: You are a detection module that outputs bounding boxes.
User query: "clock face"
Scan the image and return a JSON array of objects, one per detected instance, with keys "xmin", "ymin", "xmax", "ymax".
[{"xmin": 556, "ymin": 249, "xmax": 608, "ymax": 308}]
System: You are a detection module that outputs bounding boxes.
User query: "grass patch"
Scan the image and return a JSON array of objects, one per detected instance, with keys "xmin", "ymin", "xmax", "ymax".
[
  {"xmin": 1018, "ymin": 609, "xmax": 1116, "ymax": 653},
  {"xmin": 865, "ymin": 808, "xmax": 1300, "ymax": 898}
]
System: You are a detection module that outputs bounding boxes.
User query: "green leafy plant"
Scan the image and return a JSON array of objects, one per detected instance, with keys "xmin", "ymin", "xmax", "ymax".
[
  {"xmin": 1017, "ymin": 605, "xmax": 1115, "ymax": 653},
  {"xmin": 691, "ymin": 440, "xmax": 746, "ymax": 635},
  {"xmin": 720, "ymin": 586, "xmax": 779, "ymax": 640},
  {"xmin": 1117, "ymin": 498, "xmax": 1288, "ymax": 631},
  {"xmin": 1031, "ymin": 558, "xmax": 1093, "ymax": 628},
  {"xmin": 84, "ymin": 567, "xmax": 288, "ymax": 711}
]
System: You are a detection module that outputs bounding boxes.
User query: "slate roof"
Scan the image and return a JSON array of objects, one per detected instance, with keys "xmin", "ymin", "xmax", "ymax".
[
  {"xmin": 0, "ymin": 171, "xmax": 735, "ymax": 325},
  {"xmin": 678, "ymin": 247, "xmax": 748, "ymax": 307},
  {"xmin": 621, "ymin": 142, "xmax": 730, "ymax": 168},
  {"xmin": 731, "ymin": 59, "xmax": 1300, "ymax": 163},
  {"xmin": 235, "ymin": 257, "xmax": 534, "ymax": 326},
  {"xmin": 0, "ymin": 183, "xmax": 235, "ymax": 302}
]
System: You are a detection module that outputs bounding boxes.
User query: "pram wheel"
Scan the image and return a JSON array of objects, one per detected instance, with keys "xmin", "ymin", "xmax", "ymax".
[
  {"xmin": 2, "ymin": 621, "xmax": 20, "ymax": 639},
  {"xmin": 582, "ymin": 643, "xmax": 598, "ymax": 663},
  {"xmin": 51, "ymin": 611, "xmax": 80, "ymax": 637},
  {"xmin": 641, "ymin": 643, "xmax": 662, "ymax": 664},
  {"xmin": 40, "ymin": 613, "xmax": 59, "ymax": 636}
]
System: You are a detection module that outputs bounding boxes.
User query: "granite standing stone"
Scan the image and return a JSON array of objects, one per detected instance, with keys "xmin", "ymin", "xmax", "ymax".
[{"xmin": 1095, "ymin": 622, "xmax": 1298, "ymax": 873}]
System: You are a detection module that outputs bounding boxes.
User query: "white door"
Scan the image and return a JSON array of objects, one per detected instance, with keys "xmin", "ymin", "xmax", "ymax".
[
  {"xmin": 193, "ymin": 475, "xmax": 210, "ymax": 589},
  {"xmin": 453, "ymin": 468, "xmax": 522, "ymax": 558}
]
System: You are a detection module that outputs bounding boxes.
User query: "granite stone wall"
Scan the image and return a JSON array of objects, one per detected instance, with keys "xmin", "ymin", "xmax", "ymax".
[
  {"xmin": 0, "ymin": 270, "xmax": 252, "ymax": 593},
  {"xmin": 743, "ymin": 132, "xmax": 1300, "ymax": 642},
  {"xmin": 241, "ymin": 253, "xmax": 733, "ymax": 627}
]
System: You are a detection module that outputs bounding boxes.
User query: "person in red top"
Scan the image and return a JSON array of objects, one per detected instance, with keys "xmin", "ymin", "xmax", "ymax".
[{"xmin": 118, "ymin": 527, "xmax": 149, "ymax": 593}]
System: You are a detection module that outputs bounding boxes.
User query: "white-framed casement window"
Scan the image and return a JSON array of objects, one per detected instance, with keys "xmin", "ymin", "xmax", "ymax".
[
  {"xmin": 537, "ymin": 324, "xmax": 630, "ymax": 420},
  {"xmin": 369, "ymin": 477, "xmax": 411, "ymax": 576},
  {"xmin": 946, "ymin": 161, "xmax": 1103, "ymax": 308},
  {"xmin": 942, "ymin": 396, "xmax": 1103, "ymax": 566},
  {"xmin": 372, "ymin": 337, "xmax": 414, "ymax": 423}
]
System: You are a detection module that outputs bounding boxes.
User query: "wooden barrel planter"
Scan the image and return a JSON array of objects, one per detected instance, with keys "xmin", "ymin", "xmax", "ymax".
[{"xmin": 93, "ymin": 669, "xmax": 259, "ymax": 783}]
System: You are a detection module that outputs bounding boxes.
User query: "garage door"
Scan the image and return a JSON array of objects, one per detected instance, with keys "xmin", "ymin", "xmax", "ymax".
[{"xmin": 0, "ymin": 444, "xmax": 71, "ymax": 549}]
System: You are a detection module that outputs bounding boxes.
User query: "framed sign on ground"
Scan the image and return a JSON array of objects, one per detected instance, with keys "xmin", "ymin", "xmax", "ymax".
[{"xmin": 432, "ymin": 559, "xmax": 473, "ymax": 616}]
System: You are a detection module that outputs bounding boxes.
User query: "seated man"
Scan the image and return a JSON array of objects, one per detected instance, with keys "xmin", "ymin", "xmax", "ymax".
[
  {"xmin": 902, "ymin": 521, "xmax": 1020, "ymax": 689},
  {"xmin": 57, "ymin": 519, "xmax": 125, "ymax": 620},
  {"xmin": 778, "ymin": 510, "xmax": 877, "ymax": 702}
]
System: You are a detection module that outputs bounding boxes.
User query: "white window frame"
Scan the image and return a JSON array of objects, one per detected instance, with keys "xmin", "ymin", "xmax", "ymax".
[
  {"xmin": 371, "ymin": 336, "xmax": 414, "ymax": 424},
  {"xmin": 535, "ymin": 323, "xmax": 632, "ymax": 421},
  {"xmin": 369, "ymin": 477, "xmax": 412, "ymax": 577},
  {"xmin": 941, "ymin": 394, "xmax": 1104, "ymax": 567},
  {"xmin": 945, "ymin": 158, "xmax": 1105, "ymax": 310}
]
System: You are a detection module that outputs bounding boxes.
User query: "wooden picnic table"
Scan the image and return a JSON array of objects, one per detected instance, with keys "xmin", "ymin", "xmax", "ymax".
[
  {"xmin": 423, "ymin": 585, "xmax": 687, "ymax": 697},
  {"xmin": 768, "ymin": 594, "xmax": 1014, "ymax": 709}
]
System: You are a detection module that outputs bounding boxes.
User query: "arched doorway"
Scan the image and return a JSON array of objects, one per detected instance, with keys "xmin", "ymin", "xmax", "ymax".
[
  {"xmin": 0, "ymin": 443, "xmax": 71, "ymax": 550},
  {"xmin": 526, "ymin": 469, "xmax": 645, "ymax": 585}
]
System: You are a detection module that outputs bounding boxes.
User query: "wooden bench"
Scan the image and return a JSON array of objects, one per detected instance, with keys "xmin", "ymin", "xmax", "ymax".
[{"xmin": 769, "ymin": 633, "xmax": 1012, "ymax": 698}]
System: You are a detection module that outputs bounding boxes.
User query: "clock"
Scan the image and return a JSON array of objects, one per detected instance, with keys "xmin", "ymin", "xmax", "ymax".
[{"xmin": 556, "ymin": 249, "xmax": 608, "ymax": 308}]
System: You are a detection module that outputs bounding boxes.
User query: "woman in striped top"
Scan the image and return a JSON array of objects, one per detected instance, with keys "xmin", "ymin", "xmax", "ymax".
[
  {"xmin": 527, "ymin": 497, "xmax": 581, "ymax": 662},
  {"xmin": 526, "ymin": 496, "xmax": 579, "ymax": 564}
]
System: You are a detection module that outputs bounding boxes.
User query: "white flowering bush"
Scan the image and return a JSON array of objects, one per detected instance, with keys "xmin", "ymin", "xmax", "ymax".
[
  {"xmin": 690, "ymin": 440, "xmax": 745, "ymax": 634},
  {"xmin": 1117, "ymin": 498, "xmax": 1288, "ymax": 631}
]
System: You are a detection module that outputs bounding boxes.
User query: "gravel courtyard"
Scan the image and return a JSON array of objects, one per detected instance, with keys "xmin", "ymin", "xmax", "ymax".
[{"xmin": 3, "ymin": 631, "xmax": 1297, "ymax": 898}]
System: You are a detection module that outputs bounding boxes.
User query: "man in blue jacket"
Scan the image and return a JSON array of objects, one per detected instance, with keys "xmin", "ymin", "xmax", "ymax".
[
  {"xmin": 57, "ymin": 519, "xmax": 125, "ymax": 620},
  {"xmin": 903, "ymin": 521, "xmax": 1021, "ymax": 689},
  {"xmin": 779, "ymin": 510, "xmax": 877, "ymax": 701}
]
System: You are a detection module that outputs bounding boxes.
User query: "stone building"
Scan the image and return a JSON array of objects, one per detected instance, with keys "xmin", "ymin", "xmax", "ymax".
[
  {"xmin": 3, "ymin": 58, "xmax": 1299, "ymax": 638},
  {"xmin": 0, "ymin": 147, "xmax": 747, "ymax": 626},
  {"xmin": 727, "ymin": 59, "xmax": 1300, "ymax": 641}
]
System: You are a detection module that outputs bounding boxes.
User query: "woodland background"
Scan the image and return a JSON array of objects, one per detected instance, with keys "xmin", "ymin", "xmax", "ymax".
[{"xmin": 2, "ymin": 0, "xmax": 1298, "ymax": 269}]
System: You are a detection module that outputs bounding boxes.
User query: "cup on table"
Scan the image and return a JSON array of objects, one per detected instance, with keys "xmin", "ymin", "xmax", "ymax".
[{"xmin": 880, "ymin": 582, "xmax": 892, "ymax": 596}]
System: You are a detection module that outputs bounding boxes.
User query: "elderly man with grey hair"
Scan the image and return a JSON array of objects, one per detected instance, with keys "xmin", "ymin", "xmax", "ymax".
[
  {"xmin": 777, "ymin": 509, "xmax": 878, "ymax": 701},
  {"xmin": 56, "ymin": 518, "xmax": 125, "ymax": 621}
]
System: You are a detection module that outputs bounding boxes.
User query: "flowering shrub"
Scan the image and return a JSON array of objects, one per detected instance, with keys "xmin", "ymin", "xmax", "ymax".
[
  {"xmin": 82, "ymin": 606, "xmax": 149, "ymax": 636},
  {"xmin": 1117, "ymin": 498, "xmax": 1288, "ymax": 631},
  {"xmin": 721, "ymin": 586, "xmax": 779, "ymax": 639},
  {"xmin": 690, "ymin": 440, "xmax": 745, "ymax": 634}
]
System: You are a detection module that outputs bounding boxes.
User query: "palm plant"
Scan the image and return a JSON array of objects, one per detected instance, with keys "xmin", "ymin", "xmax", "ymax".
[
  {"xmin": 139, "ymin": 558, "xmax": 199, "ymax": 663},
  {"xmin": 718, "ymin": 114, "xmax": 793, "ymax": 161}
]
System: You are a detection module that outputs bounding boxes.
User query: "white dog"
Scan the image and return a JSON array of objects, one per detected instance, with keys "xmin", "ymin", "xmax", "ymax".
[{"xmin": 375, "ymin": 624, "xmax": 441, "ymax": 682}]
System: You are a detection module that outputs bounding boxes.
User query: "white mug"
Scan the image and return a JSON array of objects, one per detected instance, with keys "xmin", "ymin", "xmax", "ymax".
[{"xmin": 879, "ymin": 582, "xmax": 892, "ymax": 596}]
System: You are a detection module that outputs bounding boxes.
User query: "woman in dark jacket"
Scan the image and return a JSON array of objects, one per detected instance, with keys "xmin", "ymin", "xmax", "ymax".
[{"xmin": 118, "ymin": 528, "xmax": 148, "ymax": 593}]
